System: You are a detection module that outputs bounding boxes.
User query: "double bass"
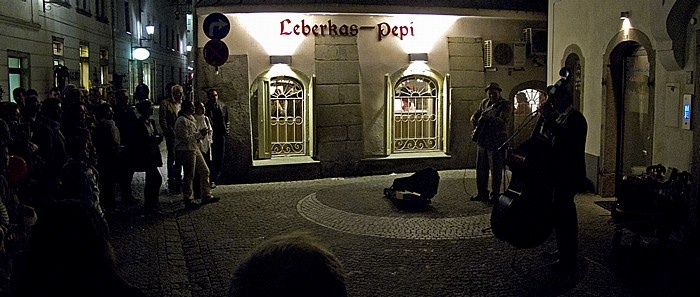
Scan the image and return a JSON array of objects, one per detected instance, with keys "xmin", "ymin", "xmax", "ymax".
[{"xmin": 490, "ymin": 67, "xmax": 572, "ymax": 249}]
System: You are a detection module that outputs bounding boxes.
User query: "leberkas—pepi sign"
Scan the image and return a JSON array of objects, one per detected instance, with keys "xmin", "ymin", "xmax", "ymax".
[{"xmin": 280, "ymin": 19, "xmax": 415, "ymax": 41}]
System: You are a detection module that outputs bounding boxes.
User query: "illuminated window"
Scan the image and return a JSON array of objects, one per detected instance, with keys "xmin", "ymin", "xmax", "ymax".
[
  {"xmin": 52, "ymin": 36, "xmax": 64, "ymax": 56},
  {"xmin": 79, "ymin": 42, "xmax": 90, "ymax": 88},
  {"xmin": 392, "ymin": 75, "xmax": 440, "ymax": 152},
  {"xmin": 513, "ymin": 88, "xmax": 543, "ymax": 114},
  {"xmin": 269, "ymin": 77, "xmax": 305, "ymax": 156},
  {"xmin": 80, "ymin": 43, "xmax": 90, "ymax": 58},
  {"xmin": 99, "ymin": 48, "xmax": 109, "ymax": 86},
  {"xmin": 251, "ymin": 69, "xmax": 312, "ymax": 160}
]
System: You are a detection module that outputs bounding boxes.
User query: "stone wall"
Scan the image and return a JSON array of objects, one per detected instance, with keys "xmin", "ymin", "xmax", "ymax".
[
  {"xmin": 314, "ymin": 36, "xmax": 364, "ymax": 176},
  {"xmin": 447, "ymin": 37, "xmax": 486, "ymax": 168},
  {"xmin": 196, "ymin": 54, "xmax": 252, "ymax": 183}
]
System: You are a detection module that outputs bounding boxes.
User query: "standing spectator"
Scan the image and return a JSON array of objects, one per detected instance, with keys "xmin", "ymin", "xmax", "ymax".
[
  {"xmin": 174, "ymin": 100, "xmax": 218, "ymax": 210},
  {"xmin": 11, "ymin": 88, "xmax": 25, "ymax": 110},
  {"xmin": 132, "ymin": 100, "xmax": 164, "ymax": 214},
  {"xmin": 60, "ymin": 136, "xmax": 106, "ymax": 226},
  {"xmin": 514, "ymin": 92, "xmax": 533, "ymax": 115},
  {"xmin": 48, "ymin": 87, "xmax": 62, "ymax": 100},
  {"xmin": 92, "ymin": 103, "xmax": 121, "ymax": 215},
  {"xmin": 134, "ymin": 78, "xmax": 149, "ymax": 102},
  {"xmin": 33, "ymin": 98, "xmax": 66, "ymax": 206},
  {"xmin": 193, "ymin": 101, "xmax": 213, "ymax": 172},
  {"xmin": 227, "ymin": 232, "xmax": 348, "ymax": 297},
  {"xmin": 87, "ymin": 87, "xmax": 106, "ymax": 115},
  {"xmin": 193, "ymin": 101, "xmax": 213, "ymax": 197},
  {"xmin": 159, "ymin": 84, "xmax": 184, "ymax": 194},
  {"xmin": 469, "ymin": 82, "xmax": 511, "ymax": 203},
  {"xmin": 158, "ymin": 82, "xmax": 175, "ymax": 105},
  {"xmin": 112, "ymin": 90, "xmax": 139, "ymax": 204},
  {"xmin": 8, "ymin": 200, "xmax": 147, "ymax": 297},
  {"xmin": 205, "ymin": 88, "xmax": 229, "ymax": 188}
]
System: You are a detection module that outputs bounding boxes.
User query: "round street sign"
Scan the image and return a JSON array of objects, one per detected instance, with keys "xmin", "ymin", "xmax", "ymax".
[
  {"xmin": 203, "ymin": 39, "xmax": 229, "ymax": 67},
  {"xmin": 203, "ymin": 13, "xmax": 230, "ymax": 40}
]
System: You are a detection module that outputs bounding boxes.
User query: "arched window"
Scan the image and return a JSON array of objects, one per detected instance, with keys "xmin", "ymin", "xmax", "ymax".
[
  {"xmin": 392, "ymin": 75, "xmax": 440, "ymax": 152},
  {"xmin": 269, "ymin": 77, "xmax": 305, "ymax": 156},
  {"xmin": 513, "ymin": 88, "xmax": 544, "ymax": 115},
  {"xmin": 250, "ymin": 68, "xmax": 312, "ymax": 160}
]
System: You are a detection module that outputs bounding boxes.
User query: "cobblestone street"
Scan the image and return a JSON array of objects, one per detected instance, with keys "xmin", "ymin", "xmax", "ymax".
[{"xmin": 108, "ymin": 167, "xmax": 700, "ymax": 297}]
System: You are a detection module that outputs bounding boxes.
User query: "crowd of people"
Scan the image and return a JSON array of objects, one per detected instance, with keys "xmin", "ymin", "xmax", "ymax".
[{"xmin": 0, "ymin": 82, "xmax": 232, "ymax": 295}]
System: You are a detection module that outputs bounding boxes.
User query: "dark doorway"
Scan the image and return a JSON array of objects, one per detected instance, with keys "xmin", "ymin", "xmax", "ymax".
[{"xmin": 609, "ymin": 41, "xmax": 653, "ymax": 194}]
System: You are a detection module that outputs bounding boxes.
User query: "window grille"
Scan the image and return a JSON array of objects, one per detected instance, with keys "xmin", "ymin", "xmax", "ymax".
[
  {"xmin": 393, "ymin": 75, "xmax": 439, "ymax": 152},
  {"xmin": 270, "ymin": 77, "xmax": 305, "ymax": 156},
  {"xmin": 513, "ymin": 88, "xmax": 544, "ymax": 114}
]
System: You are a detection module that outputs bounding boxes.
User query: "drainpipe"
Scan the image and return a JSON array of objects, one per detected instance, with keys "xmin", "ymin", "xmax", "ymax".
[
  {"xmin": 192, "ymin": 1, "xmax": 198, "ymax": 100},
  {"xmin": 111, "ymin": 0, "xmax": 117, "ymax": 90}
]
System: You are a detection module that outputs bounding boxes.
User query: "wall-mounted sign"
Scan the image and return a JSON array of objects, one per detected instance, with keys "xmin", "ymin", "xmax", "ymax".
[
  {"xmin": 279, "ymin": 19, "xmax": 415, "ymax": 41},
  {"xmin": 203, "ymin": 39, "xmax": 229, "ymax": 67},
  {"xmin": 204, "ymin": 12, "xmax": 231, "ymax": 40},
  {"xmin": 132, "ymin": 47, "xmax": 151, "ymax": 61}
]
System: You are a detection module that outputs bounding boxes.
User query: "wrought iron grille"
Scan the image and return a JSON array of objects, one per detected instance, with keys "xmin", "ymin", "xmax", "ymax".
[
  {"xmin": 270, "ymin": 77, "xmax": 305, "ymax": 156},
  {"xmin": 513, "ymin": 88, "xmax": 545, "ymax": 113},
  {"xmin": 393, "ymin": 75, "xmax": 439, "ymax": 152}
]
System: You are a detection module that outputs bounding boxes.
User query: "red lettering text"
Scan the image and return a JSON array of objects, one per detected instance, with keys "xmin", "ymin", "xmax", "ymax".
[{"xmin": 280, "ymin": 19, "xmax": 292, "ymax": 35}]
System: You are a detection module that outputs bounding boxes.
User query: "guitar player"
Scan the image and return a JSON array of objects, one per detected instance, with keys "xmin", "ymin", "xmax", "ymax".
[{"xmin": 469, "ymin": 82, "xmax": 511, "ymax": 203}]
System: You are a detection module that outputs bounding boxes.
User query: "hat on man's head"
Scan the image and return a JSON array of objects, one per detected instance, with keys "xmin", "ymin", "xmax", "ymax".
[{"xmin": 485, "ymin": 82, "xmax": 502, "ymax": 92}]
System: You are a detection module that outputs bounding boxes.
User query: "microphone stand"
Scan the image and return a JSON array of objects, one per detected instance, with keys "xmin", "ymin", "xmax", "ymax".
[
  {"xmin": 481, "ymin": 109, "xmax": 540, "ymax": 234},
  {"xmin": 497, "ymin": 109, "xmax": 540, "ymax": 154}
]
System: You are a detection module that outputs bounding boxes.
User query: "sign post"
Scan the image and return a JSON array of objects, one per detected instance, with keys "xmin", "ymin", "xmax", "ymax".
[{"xmin": 203, "ymin": 13, "xmax": 231, "ymax": 72}]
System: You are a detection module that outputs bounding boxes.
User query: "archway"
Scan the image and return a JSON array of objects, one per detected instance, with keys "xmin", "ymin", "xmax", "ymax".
[{"xmin": 600, "ymin": 29, "xmax": 656, "ymax": 197}]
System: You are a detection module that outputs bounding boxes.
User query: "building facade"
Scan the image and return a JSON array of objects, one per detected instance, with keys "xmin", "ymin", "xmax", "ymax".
[
  {"xmin": 194, "ymin": 1, "xmax": 548, "ymax": 184},
  {"xmin": 0, "ymin": 0, "xmax": 188, "ymax": 103},
  {"xmin": 548, "ymin": 0, "xmax": 699, "ymax": 236}
]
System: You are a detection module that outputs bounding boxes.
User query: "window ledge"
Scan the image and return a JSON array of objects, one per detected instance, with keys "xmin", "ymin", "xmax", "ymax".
[
  {"xmin": 253, "ymin": 156, "xmax": 319, "ymax": 167},
  {"xmin": 362, "ymin": 151, "xmax": 451, "ymax": 161},
  {"xmin": 96, "ymin": 16, "xmax": 109, "ymax": 24},
  {"xmin": 76, "ymin": 8, "xmax": 92, "ymax": 17}
]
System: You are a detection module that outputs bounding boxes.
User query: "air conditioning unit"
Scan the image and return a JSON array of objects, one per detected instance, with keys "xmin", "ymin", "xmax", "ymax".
[
  {"xmin": 483, "ymin": 40, "xmax": 526, "ymax": 68},
  {"xmin": 523, "ymin": 28, "xmax": 547, "ymax": 56}
]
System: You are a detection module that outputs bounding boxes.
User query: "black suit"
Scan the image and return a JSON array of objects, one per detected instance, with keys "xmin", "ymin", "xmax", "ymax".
[
  {"xmin": 541, "ymin": 107, "xmax": 587, "ymax": 264},
  {"xmin": 205, "ymin": 100, "xmax": 229, "ymax": 183}
]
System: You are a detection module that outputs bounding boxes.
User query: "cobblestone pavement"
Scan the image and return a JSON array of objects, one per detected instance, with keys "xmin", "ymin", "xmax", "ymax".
[{"xmin": 108, "ymin": 169, "xmax": 700, "ymax": 297}]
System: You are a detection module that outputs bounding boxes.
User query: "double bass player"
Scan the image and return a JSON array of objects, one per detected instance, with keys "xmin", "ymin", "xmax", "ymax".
[{"xmin": 538, "ymin": 70, "xmax": 588, "ymax": 270}]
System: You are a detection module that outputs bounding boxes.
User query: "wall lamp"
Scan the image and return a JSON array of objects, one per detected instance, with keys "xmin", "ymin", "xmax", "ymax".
[
  {"xmin": 146, "ymin": 22, "xmax": 155, "ymax": 35},
  {"xmin": 186, "ymin": 42, "xmax": 192, "ymax": 52},
  {"xmin": 270, "ymin": 55, "xmax": 292, "ymax": 65},
  {"xmin": 409, "ymin": 53, "xmax": 428, "ymax": 62},
  {"xmin": 620, "ymin": 11, "xmax": 629, "ymax": 20}
]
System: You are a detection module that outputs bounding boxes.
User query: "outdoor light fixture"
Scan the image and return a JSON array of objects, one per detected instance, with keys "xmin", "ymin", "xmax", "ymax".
[
  {"xmin": 132, "ymin": 47, "xmax": 150, "ymax": 61},
  {"xmin": 186, "ymin": 42, "xmax": 192, "ymax": 52},
  {"xmin": 620, "ymin": 11, "xmax": 629, "ymax": 20},
  {"xmin": 269, "ymin": 55, "xmax": 292, "ymax": 65},
  {"xmin": 146, "ymin": 22, "xmax": 155, "ymax": 35},
  {"xmin": 409, "ymin": 53, "xmax": 428, "ymax": 62}
]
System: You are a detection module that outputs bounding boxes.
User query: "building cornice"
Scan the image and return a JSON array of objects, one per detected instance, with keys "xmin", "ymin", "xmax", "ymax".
[
  {"xmin": 196, "ymin": 4, "xmax": 547, "ymax": 20},
  {"xmin": 0, "ymin": 15, "xmax": 42, "ymax": 31}
]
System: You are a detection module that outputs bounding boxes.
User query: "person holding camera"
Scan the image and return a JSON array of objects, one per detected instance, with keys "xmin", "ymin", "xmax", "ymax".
[
  {"xmin": 174, "ymin": 100, "xmax": 219, "ymax": 210},
  {"xmin": 469, "ymin": 82, "xmax": 511, "ymax": 203}
]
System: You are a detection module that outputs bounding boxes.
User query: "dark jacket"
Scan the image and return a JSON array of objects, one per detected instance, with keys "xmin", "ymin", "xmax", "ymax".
[
  {"xmin": 470, "ymin": 97, "xmax": 511, "ymax": 150},
  {"xmin": 205, "ymin": 100, "xmax": 229, "ymax": 137},
  {"xmin": 129, "ymin": 118, "xmax": 163, "ymax": 172}
]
